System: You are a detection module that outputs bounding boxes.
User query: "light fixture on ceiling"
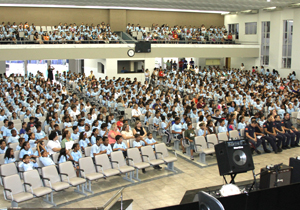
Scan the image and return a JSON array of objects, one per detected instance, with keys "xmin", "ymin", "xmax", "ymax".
[
  {"xmin": 263, "ymin": 6, "xmax": 282, "ymax": 11},
  {"xmin": 0, "ymin": 3, "xmax": 229, "ymax": 14},
  {"xmin": 289, "ymin": 3, "xmax": 300, "ymax": 8},
  {"xmin": 267, "ymin": 0, "xmax": 271, "ymax": 2},
  {"xmin": 240, "ymin": 9, "xmax": 259, "ymax": 14},
  {"xmin": 221, "ymin": 11, "xmax": 237, "ymax": 15}
]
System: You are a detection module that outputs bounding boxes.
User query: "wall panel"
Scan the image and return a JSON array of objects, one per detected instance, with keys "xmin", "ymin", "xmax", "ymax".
[{"xmin": 0, "ymin": 7, "xmax": 109, "ymax": 26}]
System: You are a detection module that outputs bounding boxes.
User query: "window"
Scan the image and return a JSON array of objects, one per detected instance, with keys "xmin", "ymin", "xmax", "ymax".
[
  {"xmin": 245, "ymin": 22, "xmax": 257, "ymax": 35},
  {"xmin": 282, "ymin": 20, "xmax": 293, "ymax": 69},
  {"xmin": 261, "ymin": 21, "xmax": 270, "ymax": 66},
  {"xmin": 228, "ymin": 24, "xmax": 239, "ymax": 39},
  {"xmin": 5, "ymin": 60, "xmax": 25, "ymax": 76}
]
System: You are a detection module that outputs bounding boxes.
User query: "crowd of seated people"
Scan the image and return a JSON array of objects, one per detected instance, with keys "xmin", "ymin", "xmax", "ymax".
[
  {"xmin": 0, "ymin": 62, "xmax": 299, "ymax": 167},
  {"xmin": 0, "ymin": 21, "xmax": 119, "ymax": 44},
  {"xmin": 126, "ymin": 23, "xmax": 233, "ymax": 43}
]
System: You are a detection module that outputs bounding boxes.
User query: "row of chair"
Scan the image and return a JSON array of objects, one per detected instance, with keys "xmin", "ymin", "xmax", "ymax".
[{"xmin": 1, "ymin": 143, "xmax": 176, "ymax": 207}]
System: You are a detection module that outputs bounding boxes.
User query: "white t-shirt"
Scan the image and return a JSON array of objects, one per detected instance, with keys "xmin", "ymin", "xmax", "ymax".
[
  {"xmin": 47, "ymin": 140, "xmax": 61, "ymax": 155},
  {"xmin": 132, "ymin": 109, "xmax": 142, "ymax": 117}
]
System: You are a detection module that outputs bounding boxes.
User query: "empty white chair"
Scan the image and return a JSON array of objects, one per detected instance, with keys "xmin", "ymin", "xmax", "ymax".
[
  {"xmin": 84, "ymin": 146, "xmax": 92, "ymax": 157},
  {"xmin": 41, "ymin": 165, "xmax": 70, "ymax": 193},
  {"xmin": 0, "ymin": 154, "xmax": 4, "ymax": 165},
  {"xmin": 0, "ymin": 163, "xmax": 18, "ymax": 179},
  {"xmin": 14, "ymin": 124, "xmax": 22, "ymax": 132},
  {"xmin": 155, "ymin": 143, "xmax": 177, "ymax": 173},
  {"xmin": 23, "ymin": 169, "xmax": 55, "ymax": 206},
  {"xmin": 127, "ymin": 148, "xmax": 151, "ymax": 181},
  {"xmin": 206, "ymin": 134, "xmax": 219, "ymax": 148},
  {"xmin": 194, "ymin": 136, "xmax": 215, "ymax": 165},
  {"xmin": 3, "ymin": 174, "xmax": 34, "ymax": 207},
  {"xmin": 78, "ymin": 157, "xmax": 104, "ymax": 193},
  {"xmin": 217, "ymin": 132, "xmax": 228, "ymax": 143},
  {"xmin": 52, "ymin": 153, "xmax": 60, "ymax": 164},
  {"xmin": 110, "ymin": 151, "xmax": 135, "ymax": 183},
  {"xmin": 141, "ymin": 146, "xmax": 164, "ymax": 168},
  {"xmin": 12, "ymin": 119, "xmax": 21, "ymax": 125},
  {"xmin": 59, "ymin": 161, "xmax": 87, "ymax": 196},
  {"xmin": 229, "ymin": 130, "xmax": 240, "ymax": 140},
  {"xmin": 8, "ymin": 143, "xmax": 18, "ymax": 151},
  {"xmin": 94, "ymin": 154, "xmax": 120, "ymax": 178}
]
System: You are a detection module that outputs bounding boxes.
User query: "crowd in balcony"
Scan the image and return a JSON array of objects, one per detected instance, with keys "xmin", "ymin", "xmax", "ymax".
[
  {"xmin": 126, "ymin": 23, "xmax": 233, "ymax": 43},
  {"xmin": 0, "ymin": 21, "xmax": 119, "ymax": 44}
]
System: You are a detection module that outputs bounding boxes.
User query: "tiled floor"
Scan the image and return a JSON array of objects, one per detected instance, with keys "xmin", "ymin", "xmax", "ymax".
[{"xmin": 0, "ymin": 143, "xmax": 299, "ymax": 210}]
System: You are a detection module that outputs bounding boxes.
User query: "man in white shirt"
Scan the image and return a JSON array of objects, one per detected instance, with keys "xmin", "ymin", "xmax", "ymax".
[
  {"xmin": 46, "ymin": 131, "xmax": 61, "ymax": 155},
  {"xmin": 70, "ymin": 105, "xmax": 80, "ymax": 121},
  {"xmin": 132, "ymin": 104, "xmax": 142, "ymax": 120}
]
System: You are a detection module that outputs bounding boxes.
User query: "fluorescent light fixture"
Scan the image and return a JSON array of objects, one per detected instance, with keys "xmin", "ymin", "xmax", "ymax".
[
  {"xmin": 265, "ymin": 6, "xmax": 276, "ymax": 9},
  {"xmin": 0, "ymin": 4, "xmax": 229, "ymax": 14},
  {"xmin": 221, "ymin": 12, "xmax": 230, "ymax": 15},
  {"xmin": 267, "ymin": 0, "xmax": 271, "ymax": 2},
  {"xmin": 241, "ymin": 10, "xmax": 252, "ymax": 13}
]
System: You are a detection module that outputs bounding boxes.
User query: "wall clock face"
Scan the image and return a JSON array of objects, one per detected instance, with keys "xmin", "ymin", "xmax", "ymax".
[{"xmin": 127, "ymin": 49, "xmax": 135, "ymax": 57}]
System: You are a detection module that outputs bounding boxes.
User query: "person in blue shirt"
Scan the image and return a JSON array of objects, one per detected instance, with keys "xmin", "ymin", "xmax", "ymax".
[
  {"xmin": 19, "ymin": 141, "xmax": 38, "ymax": 161},
  {"xmin": 198, "ymin": 123, "xmax": 208, "ymax": 137},
  {"xmin": 71, "ymin": 126, "xmax": 80, "ymax": 141},
  {"xmin": 4, "ymin": 148, "xmax": 15, "ymax": 164},
  {"xmin": 71, "ymin": 143, "xmax": 82, "ymax": 165},
  {"xmin": 79, "ymin": 132, "xmax": 89, "ymax": 152},
  {"xmin": 57, "ymin": 148, "xmax": 73, "ymax": 164},
  {"xmin": 37, "ymin": 142, "xmax": 55, "ymax": 166},
  {"xmin": 161, "ymin": 116, "xmax": 172, "ymax": 146},
  {"xmin": 133, "ymin": 134, "xmax": 146, "ymax": 149},
  {"xmin": 19, "ymin": 154, "xmax": 38, "ymax": 171},
  {"xmin": 171, "ymin": 117, "xmax": 184, "ymax": 153},
  {"xmin": 113, "ymin": 135, "xmax": 127, "ymax": 157},
  {"xmin": 35, "ymin": 124, "xmax": 48, "ymax": 142},
  {"xmin": 90, "ymin": 136, "xmax": 105, "ymax": 158},
  {"xmin": 90, "ymin": 128, "xmax": 99, "ymax": 145},
  {"xmin": 100, "ymin": 137, "xmax": 113, "ymax": 156},
  {"xmin": 145, "ymin": 133, "xmax": 157, "ymax": 149},
  {"xmin": 16, "ymin": 137, "xmax": 25, "ymax": 151},
  {"xmin": 218, "ymin": 119, "xmax": 229, "ymax": 136},
  {"xmin": 0, "ymin": 140, "xmax": 7, "ymax": 154}
]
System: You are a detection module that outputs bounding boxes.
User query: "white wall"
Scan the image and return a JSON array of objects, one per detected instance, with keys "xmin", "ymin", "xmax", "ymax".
[
  {"xmin": 84, "ymin": 59, "xmax": 106, "ymax": 79},
  {"xmin": 225, "ymin": 8, "xmax": 300, "ymax": 78},
  {"xmin": 231, "ymin": 57, "xmax": 259, "ymax": 70}
]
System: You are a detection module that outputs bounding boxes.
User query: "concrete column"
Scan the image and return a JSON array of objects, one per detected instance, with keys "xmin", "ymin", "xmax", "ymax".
[
  {"xmin": 24, "ymin": 60, "xmax": 28, "ymax": 77},
  {"xmin": 130, "ymin": 61, "xmax": 134, "ymax": 72}
]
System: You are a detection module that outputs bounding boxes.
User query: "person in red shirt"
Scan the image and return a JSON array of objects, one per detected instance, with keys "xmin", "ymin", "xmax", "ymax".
[
  {"xmin": 116, "ymin": 116, "xmax": 124, "ymax": 131},
  {"xmin": 179, "ymin": 59, "xmax": 184, "ymax": 71},
  {"xmin": 173, "ymin": 32, "xmax": 179, "ymax": 43},
  {"xmin": 159, "ymin": 69, "xmax": 164, "ymax": 77},
  {"xmin": 227, "ymin": 33, "xmax": 233, "ymax": 41}
]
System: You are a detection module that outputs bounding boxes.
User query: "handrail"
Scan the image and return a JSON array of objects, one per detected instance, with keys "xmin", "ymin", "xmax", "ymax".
[{"xmin": 102, "ymin": 187, "xmax": 125, "ymax": 210}]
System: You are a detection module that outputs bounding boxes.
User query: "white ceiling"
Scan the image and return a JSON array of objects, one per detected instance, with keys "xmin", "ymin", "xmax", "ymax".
[{"xmin": 0, "ymin": 0, "xmax": 298, "ymax": 12}]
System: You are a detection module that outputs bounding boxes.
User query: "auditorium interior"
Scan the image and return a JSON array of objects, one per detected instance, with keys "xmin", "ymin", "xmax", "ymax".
[{"xmin": 0, "ymin": 0, "xmax": 300, "ymax": 210}]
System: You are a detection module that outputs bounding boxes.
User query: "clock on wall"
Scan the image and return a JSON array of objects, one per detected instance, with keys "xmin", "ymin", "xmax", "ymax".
[{"xmin": 127, "ymin": 49, "xmax": 135, "ymax": 57}]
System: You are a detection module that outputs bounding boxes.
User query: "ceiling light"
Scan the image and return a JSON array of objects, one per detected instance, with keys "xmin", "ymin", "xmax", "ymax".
[
  {"xmin": 289, "ymin": 3, "xmax": 300, "ymax": 8},
  {"xmin": 240, "ymin": 10, "xmax": 259, "ymax": 14},
  {"xmin": 267, "ymin": 0, "xmax": 271, "ymax": 2},
  {"xmin": 0, "ymin": 4, "xmax": 229, "ymax": 14},
  {"xmin": 262, "ymin": 6, "xmax": 282, "ymax": 11}
]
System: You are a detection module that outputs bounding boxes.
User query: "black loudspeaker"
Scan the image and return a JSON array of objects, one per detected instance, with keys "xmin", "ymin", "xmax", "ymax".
[
  {"xmin": 215, "ymin": 140, "xmax": 254, "ymax": 176},
  {"xmin": 259, "ymin": 165, "xmax": 292, "ymax": 189},
  {"xmin": 135, "ymin": 41, "xmax": 151, "ymax": 53},
  {"xmin": 290, "ymin": 157, "xmax": 300, "ymax": 183}
]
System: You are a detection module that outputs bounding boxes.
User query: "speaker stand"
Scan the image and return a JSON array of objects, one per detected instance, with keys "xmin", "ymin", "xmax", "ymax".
[
  {"xmin": 248, "ymin": 170, "xmax": 258, "ymax": 192},
  {"xmin": 223, "ymin": 173, "xmax": 237, "ymax": 184}
]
